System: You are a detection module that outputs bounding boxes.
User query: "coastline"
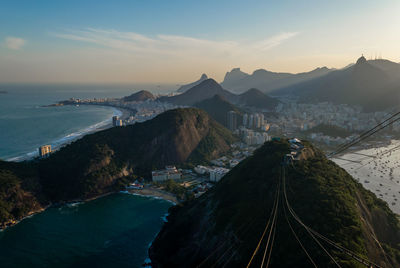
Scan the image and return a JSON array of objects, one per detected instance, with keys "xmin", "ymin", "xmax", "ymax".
[
  {"xmin": 0, "ymin": 205, "xmax": 50, "ymax": 231},
  {"xmin": 123, "ymin": 187, "xmax": 179, "ymax": 205},
  {"xmin": 334, "ymin": 139, "xmax": 400, "ymax": 214},
  {"xmin": 5, "ymin": 105, "xmax": 134, "ymax": 162},
  {"xmin": 1, "ymin": 187, "xmax": 177, "ymax": 232}
]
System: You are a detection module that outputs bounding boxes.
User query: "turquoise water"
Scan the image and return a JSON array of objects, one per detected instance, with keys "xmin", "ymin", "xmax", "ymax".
[{"xmin": 0, "ymin": 193, "xmax": 171, "ymax": 268}]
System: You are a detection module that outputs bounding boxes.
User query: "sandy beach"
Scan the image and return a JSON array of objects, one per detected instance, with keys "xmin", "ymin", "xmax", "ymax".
[
  {"xmin": 333, "ymin": 140, "xmax": 400, "ymax": 214},
  {"xmin": 126, "ymin": 187, "xmax": 178, "ymax": 204}
]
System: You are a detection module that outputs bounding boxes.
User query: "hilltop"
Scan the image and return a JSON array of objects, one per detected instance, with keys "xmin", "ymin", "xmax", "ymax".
[
  {"xmin": 160, "ymin": 79, "xmax": 236, "ymax": 106},
  {"xmin": 177, "ymin": 74, "xmax": 209, "ymax": 93},
  {"xmin": 123, "ymin": 90, "xmax": 155, "ymax": 102},
  {"xmin": 0, "ymin": 108, "xmax": 236, "ymax": 226},
  {"xmin": 161, "ymin": 78, "xmax": 279, "ymax": 110},
  {"xmin": 150, "ymin": 140, "xmax": 400, "ymax": 267},
  {"xmin": 238, "ymin": 88, "xmax": 280, "ymax": 109},
  {"xmin": 275, "ymin": 57, "xmax": 400, "ymax": 111},
  {"xmin": 194, "ymin": 94, "xmax": 243, "ymax": 127}
]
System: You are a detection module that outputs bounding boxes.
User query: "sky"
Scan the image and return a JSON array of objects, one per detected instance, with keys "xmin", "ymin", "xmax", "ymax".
[{"xmin": 1, "ymin": 0, "xmax": 400, "ymax": 84}]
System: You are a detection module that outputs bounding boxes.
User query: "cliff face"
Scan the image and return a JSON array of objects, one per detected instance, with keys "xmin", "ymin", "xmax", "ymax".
[
  {"xmin": 150, "ymin": 140, "xmax": 400, "ymax": 267},
  {"xmin": 0, "ymin": 161, "xmax": 47, "ymax": 228}
]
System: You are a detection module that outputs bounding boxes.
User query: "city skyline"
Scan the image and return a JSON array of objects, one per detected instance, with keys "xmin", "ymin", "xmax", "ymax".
[{"xmin": 1, "ymin": 0, "xmax": 400, "ymax": 84}]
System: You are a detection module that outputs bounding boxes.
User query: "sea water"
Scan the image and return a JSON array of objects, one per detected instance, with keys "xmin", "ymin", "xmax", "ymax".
[
  {"xmin": 334, "ymin": 140, "xmax": 400, "ymax": 214},
  {"xmin": 0, "ymin": 193, "xmax": 171, "ymax": 267},
  {"xmin": 0, "ymin": 84, "xmax": 175, "ymax": 267},
  {"xmin": 0, "ymin": 84, "xmax": 173, "ymax": 160}
]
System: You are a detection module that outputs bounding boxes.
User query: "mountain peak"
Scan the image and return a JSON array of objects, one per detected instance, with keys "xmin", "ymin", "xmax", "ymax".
[
  {"xmin": 199, "ymin": 78, "xmax": 220, "ymax": 87},
  {"xmin": 356, "ymin": 55, "xmax": 367, "ymax": 65},
  {"xmin": 176, "ymin": 73, "xmax": 209, "ymax": 93},
  {"xmin": 221, "ymin": 68, "xmax": 249, "ymax": 86},
  {"xmin": 162, "ymin": 78, "xmax": 235, "ymax": 106},
  {"xmin": 239, "ymin": 88, "xmax": 279, "ymax": 109}
]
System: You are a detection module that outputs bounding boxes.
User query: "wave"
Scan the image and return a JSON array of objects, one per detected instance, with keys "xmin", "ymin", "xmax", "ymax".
[
  {"xmin": 6, "ymin": 107, "xmax": 122, "ymax": 162},
  {"xmin": 120, "ymin": 191, "xmax": 177, "ymax": 205}
]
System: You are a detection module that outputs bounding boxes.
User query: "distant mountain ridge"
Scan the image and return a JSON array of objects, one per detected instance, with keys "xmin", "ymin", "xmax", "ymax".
[
  {"xmin": 176, "ymin": 74, "xmax": 208, "ymax": 93},
  {"xmin": 161, "ymin": 78, "xmax": 279, "ymax": 110},
  {"xmin": 221, "ymin": 66, "xmax": 332, "ymax": 93},
  {"xmin": 274, "ymin": 56, "xmax": 400, "ymax": 111}
]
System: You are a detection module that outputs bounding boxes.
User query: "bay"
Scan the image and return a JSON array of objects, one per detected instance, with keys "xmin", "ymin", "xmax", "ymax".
[{"xmin": 0, "ymin": 193, "xmax": 171, "ymax": 268}]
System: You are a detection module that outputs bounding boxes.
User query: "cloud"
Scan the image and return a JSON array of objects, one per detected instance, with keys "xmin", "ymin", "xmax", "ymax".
[
  {"xmin": 252, "ymin": 32, "xmax": 300, "ymax": 51},
  {"xmin": 53, "ymin": 28, "xmax": 299, "ymax": 58},
  {"xmin": 5, "ymin": 37, "xmax": 26, "ymax": 50}
]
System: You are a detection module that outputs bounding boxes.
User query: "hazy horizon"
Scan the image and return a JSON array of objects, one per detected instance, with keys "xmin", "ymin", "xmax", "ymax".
[{"xmin": 1, "ymin": 0, "xmax": 400, "ymax": 84}]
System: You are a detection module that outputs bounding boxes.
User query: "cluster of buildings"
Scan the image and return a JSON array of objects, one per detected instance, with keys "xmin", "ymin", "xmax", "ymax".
[
  {"xmin": 237, "ymin": 128, "xmax": 271, "ymax": 146},
  {"xmin": 242, "ymin": 113, "xmax": 269, "ymax": 131},
  {"xmin": 193, "ymin": 165, "xmax": 230, "ymax": 182},
  {"xmin": 38, "ymin": 145, "xmax": 52, "ymax": 158},
  {"xmin": 63, "ymin": 97, "xmax": 181, "ymax": 128},
  {"xmin": 274, "ymin": 100, "xmax": 391, "ymax": 134},
  {"xmin": 227, "ymin": 110, "xmax": 272, "ymax": 146},
  {"xmin": 112, "ymin": 116, "xmax": 124, "ymax": 127},
  {"xmin": 119, "ymin": 99, "xmax": 180, "ymax": 125},
  {"xmin": 227, "ymin": 111, "xmax": 270, "ymax": 132},
  {"xmin": 151, "ymin": 166, "xmax": 182, "ymax": 182}
]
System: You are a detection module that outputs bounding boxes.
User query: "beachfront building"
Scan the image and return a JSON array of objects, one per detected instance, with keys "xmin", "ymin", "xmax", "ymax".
[
  {"xmin": 112, "ymin": 116, "xmax": 119, "ymax": 126},
  {"xmin": 112, "ymin": 116, "xmax": 123, "ymax": 127},
  {"xmin": 209, "ymin": 167, "xmax": 230, "ymax": 182},
  {"xmin": 152, "ymin": 166, "xmax": 182, "ymax": 182},
  {"xmin": 39, "ymin": 145, "xmax": 52, "ymax": 158}
]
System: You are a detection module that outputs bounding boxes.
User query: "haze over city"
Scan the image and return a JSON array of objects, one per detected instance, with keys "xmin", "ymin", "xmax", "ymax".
[{"xmin": 1, "ymin": 0, "xmax": 400, "ymax": 84}]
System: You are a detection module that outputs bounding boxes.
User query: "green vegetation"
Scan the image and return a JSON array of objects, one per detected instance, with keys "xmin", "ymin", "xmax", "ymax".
[
  {"xmin": 303, "ymin": 123, "xmax": 353, "ymax": 138},
  {"xmin": 0, "ymin": 161, "xmax": 44, "ymax": 227},
  {"xmin": 238, "ymin": 88, "xmax": 279, "ymax": 109},
  {"xmin": 194, "ymin": 94, "xmax": 243, "ymax": 127},
  {"xmin": 153, "ymin": 179, "xmax": 194, "ymax": 201},
  {"xmin": 150, "ymin": 140, "xmax": 400, "ymax": 267}
]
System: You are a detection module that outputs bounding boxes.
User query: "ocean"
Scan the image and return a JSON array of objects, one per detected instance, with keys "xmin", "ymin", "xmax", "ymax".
[
  {"xmin": 0, "ymin": 193, "xmax": 171, "ymax": 268},
  {"xmin": 334, "ymin": 140, "xmax": 400, "ymax": 214},
  {"xmin": 0, "ymin": 84, "xmax": 174, "ymax": 160},
  {"xmin": 0, "ymin": 84, "xmax": 175, "ymax": 267}
]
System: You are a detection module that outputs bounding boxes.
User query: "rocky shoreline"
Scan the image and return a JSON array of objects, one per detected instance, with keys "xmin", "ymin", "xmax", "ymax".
[{"xmin": 1, "ymin": 187, "xmax": 178, "ymax": 231}]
